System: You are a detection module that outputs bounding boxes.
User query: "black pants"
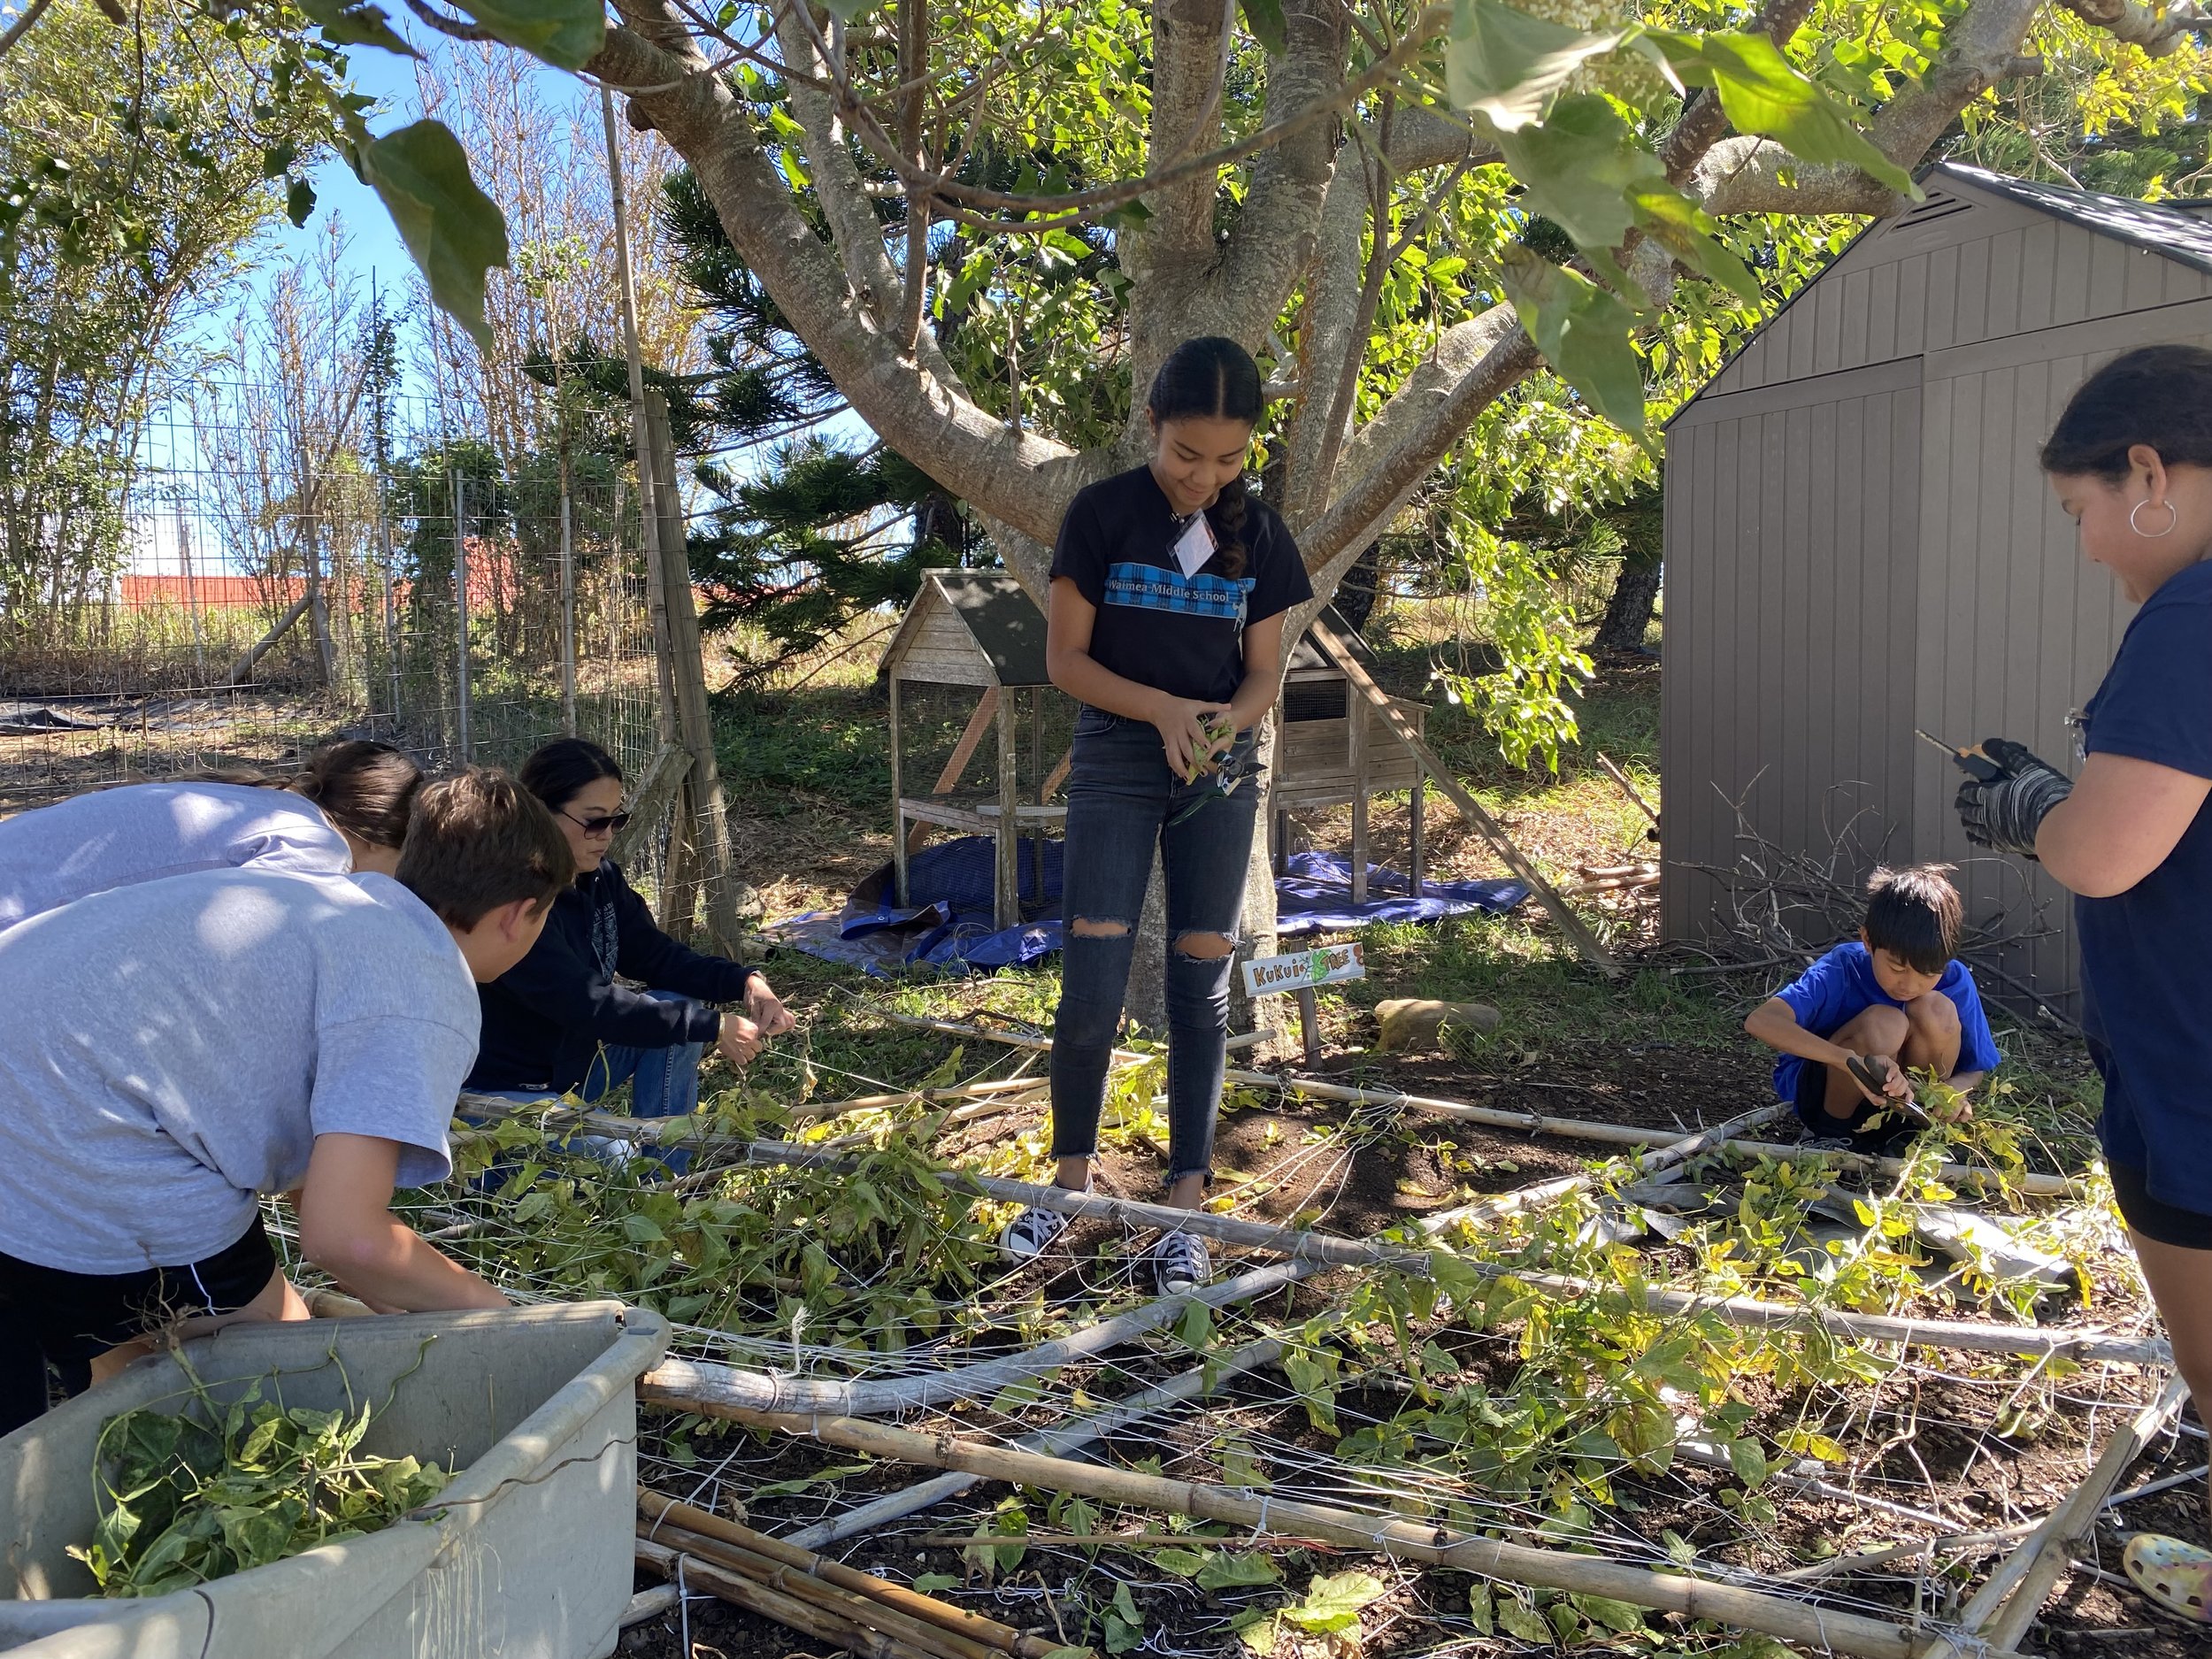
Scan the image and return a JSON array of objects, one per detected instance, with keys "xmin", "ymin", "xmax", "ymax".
[
  {"xmin": 2111, "ymin": 1164, "xmax": 2212, "ymax": 1250},
  {"xmin": 0, "ymin": 1216, "xmax": 278, "ymax": 1437}
]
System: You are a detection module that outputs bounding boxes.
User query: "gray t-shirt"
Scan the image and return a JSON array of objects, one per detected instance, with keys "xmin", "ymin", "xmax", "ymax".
[
  {"xmin": 0, "ymin": 780, "xmax": 352, "ymax": 933},
  {"xmin": 0, "ymin": 869, "xmax": 477, "ymax": 1272}
]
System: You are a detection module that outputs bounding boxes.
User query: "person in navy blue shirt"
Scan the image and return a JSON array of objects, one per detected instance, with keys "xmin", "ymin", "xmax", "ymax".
[
  {"xmin": 998, "ymin": 337, "xmax": 1313, "ymax": 1298},
  {"xmin": 1952, "ymin": 346, "xmax": 2212, "ymax": 1573},
  {"xmin": 1745, "ymin": 864, "xmax": 2001, "ymax": 1148}
]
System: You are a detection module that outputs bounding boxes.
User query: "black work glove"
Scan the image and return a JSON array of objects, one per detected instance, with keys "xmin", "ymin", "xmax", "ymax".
[{"xmin": 1954, "ymin": 738, "xmax": 2072, "ymax": 858}]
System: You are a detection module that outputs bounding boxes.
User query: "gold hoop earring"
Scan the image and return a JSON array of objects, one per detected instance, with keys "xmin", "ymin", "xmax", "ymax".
[{"xmin": 2130, "ymin": 498, "xmax": 2178, "ymax": 539}]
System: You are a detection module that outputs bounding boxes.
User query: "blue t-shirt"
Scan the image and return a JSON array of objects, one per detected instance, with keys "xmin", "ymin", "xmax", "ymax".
[
  {"xmin": 1769, "ymin": 942, "xmax": 2002, "ymax": 1102},
  {"xmin": 1050, "ymin": 465, "xmax": 1313, "ymax": 705},
  {"xmin": 2073, "ymin": 560, "xmax": 2212, "ymax": 1211}
]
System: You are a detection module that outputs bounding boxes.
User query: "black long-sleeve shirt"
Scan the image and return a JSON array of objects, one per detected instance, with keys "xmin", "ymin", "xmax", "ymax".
[{"xmin": 466, "ymin": 859, "xmax": 756, "ymax": 1093}]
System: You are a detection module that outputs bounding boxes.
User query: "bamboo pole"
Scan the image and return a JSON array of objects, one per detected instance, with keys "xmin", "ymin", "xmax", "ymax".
[
  {"xmin": 877, "ymin": 1010, "xmax": 2078, "ymax": 1195},
  {"xmin": 1417, "ymin": 1100, "xmax": 1789, "ymax": 1233},
  {"xmin": 635, "ymin": 1536, "xmax": 941, "ymax": 1659},
  {"xmin": 784, "ymin": 1336, "xmax": 1285, "ymax": 1549},
  {"xmin": 1595, "ymin": 751, "xmax": 1662, "ymax": 828},
  {"xmin": 640, "ymin": 1494, "xmax": 1087, "ymax": 1659},
  {"xmin": 713, "ymin": 1410, "xmax": 2027, "ymax": 1659},
  {"xmin": 641, "ymin": 1261, "xmax": 1311, "ymax": 1417},
  {"xmin": 1926, "ymin": 1373, "xmax": 2190, "ymax": 1659},
  {"xmin": 624, "ymin": 1139, "xmax": 2166, "ymax": 1368},
  {"xmin": 641, "ymin": 1519, "xmax": 1005, "ymax": 1659},
  {"xmin": 452, "ymin": 1074, "xmax": 1041, "ymax": 1149}
]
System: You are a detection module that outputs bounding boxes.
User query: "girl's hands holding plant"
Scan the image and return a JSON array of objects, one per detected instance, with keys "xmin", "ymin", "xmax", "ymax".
[{"xmin": 1153, "ymin": 697, "xmax": 1235, "ymax": 779}]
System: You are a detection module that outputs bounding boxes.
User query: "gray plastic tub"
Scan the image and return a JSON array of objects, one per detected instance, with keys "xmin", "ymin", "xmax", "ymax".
[{"xmin": 0, "ymin": 1300, "xmax": 668, "ymax": 1659}]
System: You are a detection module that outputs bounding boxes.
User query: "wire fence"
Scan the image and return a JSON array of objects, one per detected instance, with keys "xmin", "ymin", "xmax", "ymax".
[{"xmin": 0, "ymin": 380, "xmax": 713, "ymax": 924}]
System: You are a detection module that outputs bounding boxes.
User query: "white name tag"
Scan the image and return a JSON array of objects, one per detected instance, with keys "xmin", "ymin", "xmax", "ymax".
[{"xmin": 1171, "ymin": 513, "xmax": 1217, "ymax": 579}]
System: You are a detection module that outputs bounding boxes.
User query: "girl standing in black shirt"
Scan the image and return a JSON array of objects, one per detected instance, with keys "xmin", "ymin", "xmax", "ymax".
[{"xmin": 1001, "ymin": 337, "xmax": 1312, "ymax": 1293}]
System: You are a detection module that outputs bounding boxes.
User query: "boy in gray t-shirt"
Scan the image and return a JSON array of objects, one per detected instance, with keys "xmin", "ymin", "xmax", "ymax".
[{"xmin": 0, "ymin": 769, "xmax": 572, "ymax": 1435}]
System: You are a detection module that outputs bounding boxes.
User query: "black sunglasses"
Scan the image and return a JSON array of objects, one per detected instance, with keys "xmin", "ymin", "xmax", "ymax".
[{"xmin": 560, "ymin": 807, "xmax": 631, "ymax": 836}]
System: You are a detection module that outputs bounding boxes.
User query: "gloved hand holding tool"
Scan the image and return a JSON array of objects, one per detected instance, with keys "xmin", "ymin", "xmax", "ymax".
[{"xmin": 1923, "ymin": 729, "xmax": 2074, "ymax": 859}]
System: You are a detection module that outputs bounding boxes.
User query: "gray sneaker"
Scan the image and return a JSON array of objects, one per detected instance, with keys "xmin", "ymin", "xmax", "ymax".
[
  {"xmin": 1000, "ymin": 1203, "xmax": 1071, "ymax": 1263},
  {"xmin": 1154, "ymin": 1230, "xmax": 1211, "ymax": 1295}
]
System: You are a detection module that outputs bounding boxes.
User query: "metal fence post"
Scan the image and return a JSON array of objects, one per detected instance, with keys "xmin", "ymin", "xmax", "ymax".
[
  {"xmin": 453, "ymin": 470, "xmax": 472, "ymax": 763},
  {"xmin": 559, "ymin": 477, "xmax": 577, "ymax": 737}
]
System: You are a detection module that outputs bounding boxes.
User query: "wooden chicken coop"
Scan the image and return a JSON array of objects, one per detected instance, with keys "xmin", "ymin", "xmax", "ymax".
[
  {"xmin": 1271, "ymin": 611, "xmax": 1432, "ymax": 901},
  {"xmin": 880, "ymin": 572, "xmax": 1065, "ymax": 928}
]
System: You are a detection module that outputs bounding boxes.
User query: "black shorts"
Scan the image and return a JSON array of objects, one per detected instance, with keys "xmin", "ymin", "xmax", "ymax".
[
  {"xmin": 2109, "ymin": 1164, "xmax": 2212, "ymax": 1251},
  {"xmin": 0, "ymin": 1214, "xmax": 279, "ymax": 1437}
]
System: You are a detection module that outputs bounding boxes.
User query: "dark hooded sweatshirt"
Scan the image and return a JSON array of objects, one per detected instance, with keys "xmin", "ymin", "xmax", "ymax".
[{"xmin": 466, "ymin": 858, "xmax": 755, "ymax": 1093}]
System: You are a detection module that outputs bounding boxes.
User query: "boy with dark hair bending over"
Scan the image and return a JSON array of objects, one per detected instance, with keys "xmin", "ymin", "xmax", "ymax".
[
  {"xmin": 1744, "ymin": 864, "xmax": 2002, "ymax": 1151},
  {"xmin": 0, "ymin": 769, "xmax": 572, "ymax": 1436}
]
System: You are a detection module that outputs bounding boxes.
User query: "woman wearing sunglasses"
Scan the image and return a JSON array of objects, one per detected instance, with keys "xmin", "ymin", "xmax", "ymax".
[{"xmin": 465, "ymin": 738, "xmax": 793, "ymax": 1132}]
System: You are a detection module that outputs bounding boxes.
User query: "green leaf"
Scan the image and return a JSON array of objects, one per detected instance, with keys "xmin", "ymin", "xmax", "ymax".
[
  {"xmin": 1497, "ymin": 1594, "xmax": 1552, "ymax": 1643},
  {"xmin": 295, "ymin": 0, "xmax": 418, "ymax": 56},
  {"xmin": 1153, "ymin": 1547, "xmax": 1210, "ymax": 1578},
  {"xmin": 1468, "ymin": 1582, "xmax": 1494, "ymax": 1635},
  {"xmin": 1446, "ymin": 0, "xmax": 1623, "ymax": 131},
  {"xmin": 914, "ymin": 1572, "xmax": 960, "ymax": 1594},
  {"xmin": 357, "ymin": 120, "xmax": 508, "ymax": 349},
  {"xmin": 1492, "ymin": 95, "xmax": 1659, "ymax": 293},
  {"xmin": 453, "ymin": 0, "xmax": 604, "ymax": 70},
  {"xmin": 1281, "ymin": 1571, "xmax": 1386, "ymax": 1634},
  {"xmin": 1497, "ymin": 245, "xmax": 1648, "ymax": 440},
  {"xmin": 1196, "ymin": 1551, "xmax": 1283, "ymax": 1591},
  {"xmin": 1650, "ymin": 30, "xmax": 1915, "ymax": 195},
  {"xmin": 286, "ymin": 179, "xmax": 318, "ymax": 229},
  {"xmin": 1240, "ymin": 0, "xmax": 1287, "ymax": 54},
  {"xmin": 1728, "ymin": 1436, "xmax": 1770, "ymax": 1487},
  {"xmin": 1580, "ymin": 1594, "xmax": 1648, "ymax": 1633},
  {"xmin": 1177, "ymin": 1301, "xmax": 1213, "ymax": 1352}
]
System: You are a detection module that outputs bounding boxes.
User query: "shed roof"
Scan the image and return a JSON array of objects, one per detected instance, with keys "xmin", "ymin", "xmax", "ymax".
[
  {"xmin": 883, "ymin": 570, "xmax": 1052, "ymax": 687},
  {"xmin": 1937, "ymin": 164, "xmax": 2212, "ymax": 277},
  {"xmin": 1670, "ymin": 163, "xmax": 2212, "ymax": 426}
]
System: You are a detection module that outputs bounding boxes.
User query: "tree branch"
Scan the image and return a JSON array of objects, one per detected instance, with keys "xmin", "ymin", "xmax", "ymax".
[
  {"xmin": 2056, "ymin": 0, "xmax": 2208, "ymax": 54},
  {"xmin": 1202, "ymin": 0, "xmax": 1352, "ymax": 348},
  {"xmin": 1280, "ymin": 136, "xmax": 1377, "ymax": 526},
  {"xmin": 588, "ymin": 21, "xmax": 1082, "ymax": 544},
  {"xmin": 1695, "ymin": 0, "xmax": 2045, "ymax": 216}
]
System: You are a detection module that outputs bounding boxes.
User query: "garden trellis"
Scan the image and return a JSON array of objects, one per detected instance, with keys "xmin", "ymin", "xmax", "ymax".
[{"xmin": 273, "ymin": 988, "xmax": 2184, "ymax": 1659}]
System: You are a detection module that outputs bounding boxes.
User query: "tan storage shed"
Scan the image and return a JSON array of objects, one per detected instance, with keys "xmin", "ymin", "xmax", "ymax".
[{"xmin": 1661, "ymin": 164, "xmax": 2212, "ymax": 1014}]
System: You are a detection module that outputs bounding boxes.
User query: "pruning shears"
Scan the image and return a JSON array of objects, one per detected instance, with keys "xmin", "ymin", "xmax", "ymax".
[
  {"xmin": 1845, "ymin": 1053, "xmax": 1929, "ymax": 1127},
  {"xmin": 1915, "ymin": 728, "xmax": 2006, "ymax": 783}
]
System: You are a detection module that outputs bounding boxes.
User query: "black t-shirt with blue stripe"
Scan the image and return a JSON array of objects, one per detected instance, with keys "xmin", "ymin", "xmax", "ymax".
[{"xmin": 1049, "ymin": 465, "xmax": 1313, "ymax": 705}]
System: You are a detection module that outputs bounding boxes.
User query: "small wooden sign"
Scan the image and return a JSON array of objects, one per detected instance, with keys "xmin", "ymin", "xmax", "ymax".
[{"xmin": 1241, "ymin": 942, "xmax": 1365, "ymax": 998}]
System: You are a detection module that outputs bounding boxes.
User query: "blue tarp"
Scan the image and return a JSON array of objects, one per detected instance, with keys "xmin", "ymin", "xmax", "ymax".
[
  {"xmin": 768, "ymin": 836, "xmax": 1527, "ymax": 975},
  {"xmin": 1274, "ymin": 850, "xmax": 1526, "ymax": 936}
]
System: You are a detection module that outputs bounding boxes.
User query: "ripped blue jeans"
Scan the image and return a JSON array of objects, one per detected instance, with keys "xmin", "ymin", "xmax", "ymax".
[{"xmin": 1049, "ymin": 708, "xmax": 1261, "ymax": 1187}]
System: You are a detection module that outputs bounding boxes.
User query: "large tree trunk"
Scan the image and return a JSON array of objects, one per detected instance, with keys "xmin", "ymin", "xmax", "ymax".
[{"xmin": 1592, "ymin": 557, "xmax": 1662, "ymax": 655}]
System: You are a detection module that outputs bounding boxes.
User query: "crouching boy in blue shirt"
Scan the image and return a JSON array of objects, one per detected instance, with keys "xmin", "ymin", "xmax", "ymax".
[{"xmin": 1743, "ymin": 864, "xmax": 2002, "ymax": 1149}]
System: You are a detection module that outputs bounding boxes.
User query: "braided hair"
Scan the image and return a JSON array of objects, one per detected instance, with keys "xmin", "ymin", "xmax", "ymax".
[{"xmin": 1147, "ymin": 336, "xmax": 1263, "ymax": 580}]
